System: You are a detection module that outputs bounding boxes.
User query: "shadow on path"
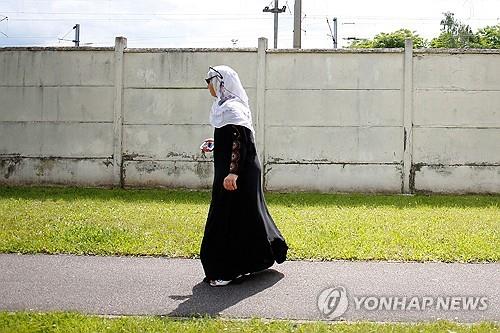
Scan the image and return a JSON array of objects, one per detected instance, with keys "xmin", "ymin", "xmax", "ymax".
[{"xmin": 168, "ymin": 269, "xmax": 284, "ymax": 316}]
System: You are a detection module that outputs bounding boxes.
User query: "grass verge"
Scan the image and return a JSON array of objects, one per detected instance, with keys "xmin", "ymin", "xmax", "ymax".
[
  {"xmin": 0, "ymin": 311, "xmax": 498, "ymax": 333},
  {"xmin": 0, "ymin": 186, "xmax": 498, "ymax": 262}
]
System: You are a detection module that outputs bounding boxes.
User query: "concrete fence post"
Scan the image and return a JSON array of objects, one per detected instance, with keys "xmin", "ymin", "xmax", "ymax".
[
  {"xmin": 112, "ymin": 36, "xmax": 127, "ymax": 188},
  {"xmin": 256, "ymin": 37, "xmax": 268, "ymax": 188},
  {"xmin": 402, "ymin": 39, "xmax": 414, "ymax": 193}
]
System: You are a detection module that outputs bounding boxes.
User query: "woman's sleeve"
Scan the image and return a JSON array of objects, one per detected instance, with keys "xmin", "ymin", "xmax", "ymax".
[{"xmin": 229, "ymin": 125, "xmax": 248, "ymax": 175}]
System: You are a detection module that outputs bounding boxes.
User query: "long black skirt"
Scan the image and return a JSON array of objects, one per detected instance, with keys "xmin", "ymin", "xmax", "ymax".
[{"xmin": 200, "ymin": 124, "xmax": 288, "ymax": 281}]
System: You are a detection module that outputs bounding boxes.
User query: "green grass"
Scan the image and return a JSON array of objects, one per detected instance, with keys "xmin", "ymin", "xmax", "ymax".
[
  {"xmin": 0, "ymin": 311, "xmax": 498, "ymax": 333},
  {"xmin": 0, "ymin": 186, "xmax": 498, "ymax": 262}
]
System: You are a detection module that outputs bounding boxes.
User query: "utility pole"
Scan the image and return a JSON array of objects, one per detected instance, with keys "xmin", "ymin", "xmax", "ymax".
[
  {"xmin": 293, "ymin": 0, "xmax": 302, "ymax": 48},
  {"xmin": 326, "ymin": 17, "xmax": 338, "ymax": 48},
  {"xmin": 263, "ymin": 0, "xmax": 286, "ymax": 49},
  {"xmin": 73, "ymin": 24, "xmax": 80, "ymax": 47},
  {"xmin": 333, "ymin": 17, "xmax": 338, "ymax": 49}
]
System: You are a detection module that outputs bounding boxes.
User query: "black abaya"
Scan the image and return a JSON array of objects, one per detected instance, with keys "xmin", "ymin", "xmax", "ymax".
[{"xmin": 200, "ymin": 124, "xmax": 288, "ymax": 281}]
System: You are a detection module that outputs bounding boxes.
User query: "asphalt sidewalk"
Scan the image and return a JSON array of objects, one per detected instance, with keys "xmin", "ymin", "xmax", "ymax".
[{"xmin": 0, "ymin": 253, "xmax": 498, "ymax": 323}]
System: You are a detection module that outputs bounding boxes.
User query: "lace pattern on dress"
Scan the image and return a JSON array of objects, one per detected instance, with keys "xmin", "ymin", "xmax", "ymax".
[{"xmin": 229, "ymin": 126, "xmax": 241, "ymax": 174}]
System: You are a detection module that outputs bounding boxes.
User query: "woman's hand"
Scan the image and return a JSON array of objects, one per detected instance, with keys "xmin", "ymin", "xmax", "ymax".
[
  {"xmin": 223, "ymin": 173, "xmax": 238, "ymax": 191},
  {"xmin": 200, "ymin": 138, "xmax": 214, "ymax": 153}
]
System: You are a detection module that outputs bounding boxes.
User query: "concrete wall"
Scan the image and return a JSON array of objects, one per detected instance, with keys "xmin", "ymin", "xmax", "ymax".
[
  {"xmin": 0, "ymin": 47, "xmax": 116, "ymax": 186},
  {"xmin": 264, "ymin": 50, "xmax": 404, "ymax": 193},
  {"xmin": 122, "ymin": 48, "xmax": 257, "ymax": 188},
  {"xmin": 411, "ymin": 50, "xmax": 500, "ymax": 193},
  {"xmin": 0, "ymin": 38, "xmax": 498, "ymax": 193}
]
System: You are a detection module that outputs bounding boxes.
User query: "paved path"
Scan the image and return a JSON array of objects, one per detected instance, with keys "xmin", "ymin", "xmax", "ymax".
[{"xmin": 0, "ymin": 253, "xmax": 498, "ymax": 323}]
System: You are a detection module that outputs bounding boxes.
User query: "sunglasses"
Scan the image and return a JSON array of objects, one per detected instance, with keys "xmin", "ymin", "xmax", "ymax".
[
  {"xmin": 205, "ymin": 66, "xmax": 223, "ymax": 85},
  {"xmin": 205, "ymin": 76, "xmax": 217, "ymax": 85}
]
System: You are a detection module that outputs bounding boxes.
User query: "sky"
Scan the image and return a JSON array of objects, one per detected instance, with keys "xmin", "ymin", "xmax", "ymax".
[{"xmin": 0, "ymin": 0, "xmax": 499, "ymax": 49}]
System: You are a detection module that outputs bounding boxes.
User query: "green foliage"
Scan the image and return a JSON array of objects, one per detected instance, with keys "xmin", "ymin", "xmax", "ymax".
[
  {"xmin": 440, "ymin": 11, "xmax": 459, "ymax": 34},
  {"xmin": 431, "ymin": 11, "xmax": 481, "ymax": 48},
  {"xmin": 0, "ymin": 311, "xmax": 499, "ymax": 333},
  {"xmin": 349, "ymin": 29, "xmax": 426, "ymax": 48},
  {"xmin": 347, "ymin": 12, "xmax": 499, "ymax": 49},
  {"xmin": 430, "ymin": 32, "xmax": 460, "ymax": 48},
  {"xmin": 477, "ymin": 24, "xmax": 500, "ymax": 48},
  {"xmin": 348, "ymin": 38, "xmax": 376, "ymax": 49}
]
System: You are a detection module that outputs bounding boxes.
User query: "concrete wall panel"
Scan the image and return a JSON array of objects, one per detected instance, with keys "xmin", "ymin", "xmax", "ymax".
[
  {"xmin": 0, "ymin": 86, "xmax": 114, "ymax": 122},
  {"xmin": 266, "ymin": 53, "xmax": 403, "ymax": 89},
  {"xmin": 0, "ymin": 157, "xmax": 113, "ymax": 186},
  {"xmin": 414, "ymin": 54, "xmax": 500, "ymax": 90},
  {"xmin": 0, "ymin": 122, "xmax": 113, "ymax": 157},
  {"xmin": 124, "ymin": 51, "xmax": 257, "ymax": 88},
  {"xmin": 414, "ymin": 165, "xmax": 500, "ymax": 193},
  {"xmin": 266, "ymin": 89, "xmax": 402, "ymax": 126},
  {"xmin": 0, "ymin": 50, "xmax": 114, "ymax": 86},
  {"xmin": 413, "ymin": 128, "xmax": 500, "ymax": 164},
  {"xmin": 266, "ymin": 163, "xmax": 402, "ymax": 193},
  {"xmin": 266, "ymin": 126, "xmax": 403, "ymax": 163},
  {"xmin": 414, "ymin": 90, "xmax": 500, "ymax": 127},
  {"xmin": 123, "ymin": 124, "xmax": 212, "ymax": 160},
  {"xmin": 124, "ymin": 160, "xmax": 212, "ymax": 188},
  {"xmin": 123, "ymin": 88, "xmax": 256, "ymax": 125}
]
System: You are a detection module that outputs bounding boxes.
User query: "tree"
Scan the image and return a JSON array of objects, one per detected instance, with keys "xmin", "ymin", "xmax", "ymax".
[
  {"xmin": 476, "ymin": 24, "xmax": 500, "ymax": 48},
  {"xmin": 430, "ymin": 12, "xmax": 480, "ymax": 48},
  {"xmin": 347, "ymin": 13, "xmax": 499, "ymax": 49},
  {"xmin": 349, "ymin": 29, "xmax": 426, "ymax": 48},
  {"xmin": 348, "ymin": 38, "xmax": 374, "ymax": 49},
  {"xmin": 440, "ymin": 11, "xmax": 458, "ymax": 34}
]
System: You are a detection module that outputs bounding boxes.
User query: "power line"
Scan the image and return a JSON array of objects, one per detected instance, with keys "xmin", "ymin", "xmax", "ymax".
[
  {"xmin": 307, "ymin": 15, "xmax": 499, "ymax": 21},
  {"xmin": 58, "ymin": 25, "xmax": 75, "ymax": 39},
  {"xmin": 0, "ymin": 32, "xmax": 271, "ymax": 43},
  {"xmin": 1, "ymin": 11, "xmax": 498, "ymax": 21},
  {"xmin": 0, "ymin": 11, "xmax": 274, "ymax": 16},
  {"xmin": 5, "ymin": 17, "xmax": 276, "ymax": 22},
  {"xmin": 0, "ymin": 14, "xmax": 8, "ymax": 36},
  {"xmin": 3, "ymin": 16, "xmax": 497, "ymax": 25},
  {"xmin": 0, "ymin": 35, "xmax": 56, "ymax": 38}
]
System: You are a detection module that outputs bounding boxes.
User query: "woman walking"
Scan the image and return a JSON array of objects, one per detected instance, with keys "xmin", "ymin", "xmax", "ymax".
[{"xmin": 200, "ymin": 65, "xmax": 288, "ymax": 287}]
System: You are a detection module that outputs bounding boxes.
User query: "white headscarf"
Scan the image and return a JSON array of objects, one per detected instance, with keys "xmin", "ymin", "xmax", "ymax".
[{"xmin": 206, "ymin": 65, "xmax": 255, "ymax": 136}]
